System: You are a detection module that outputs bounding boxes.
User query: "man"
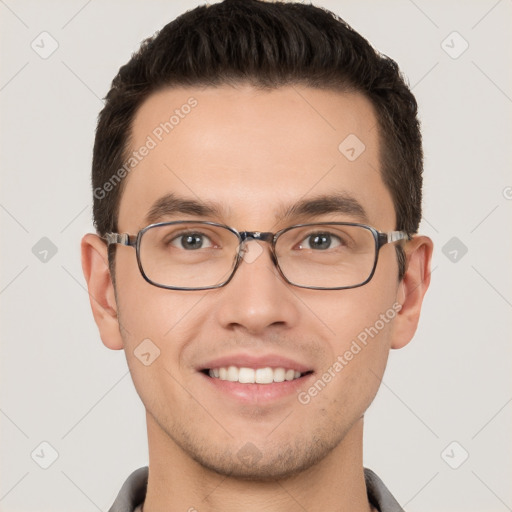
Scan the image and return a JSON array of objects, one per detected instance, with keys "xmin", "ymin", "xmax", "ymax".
[{"xmin": 81, "ymin": 0, "xmax": 433, "ymax": 510}]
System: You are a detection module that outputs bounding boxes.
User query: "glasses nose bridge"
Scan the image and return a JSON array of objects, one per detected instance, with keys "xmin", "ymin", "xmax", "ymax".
[
  {"xmin": 239, "ymin": 231, "xmax": 275, "ymax": 244},
  {"xmin": 237, "ymin": 231, "xmax": 277, "ymax": 262}
]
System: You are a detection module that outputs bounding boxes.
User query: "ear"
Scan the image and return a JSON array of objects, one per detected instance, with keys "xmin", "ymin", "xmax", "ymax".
[
  {"xmin": 391, "ymin": 235, "xmax": 433, "ymax": 349},
  {"xmin": 81, "ymin": 233, "xmax": 124, "ymax": 350}
]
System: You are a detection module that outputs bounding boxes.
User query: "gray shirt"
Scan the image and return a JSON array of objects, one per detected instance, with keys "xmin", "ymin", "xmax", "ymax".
[{"xmin": 108, "ymin": 466, "xmax": 405, "ymax": 512}]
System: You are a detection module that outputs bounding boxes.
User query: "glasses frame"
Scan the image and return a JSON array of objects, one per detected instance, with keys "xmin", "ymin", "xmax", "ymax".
[{"xmin": 104, "ymin": 221, "xmax": 410, "ymax": 291}]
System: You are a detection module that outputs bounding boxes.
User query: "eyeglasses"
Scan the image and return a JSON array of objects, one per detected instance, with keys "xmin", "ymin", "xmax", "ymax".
[{"xmin": 104, "ymin": 221, "xmax": 410, "ymax": 291}]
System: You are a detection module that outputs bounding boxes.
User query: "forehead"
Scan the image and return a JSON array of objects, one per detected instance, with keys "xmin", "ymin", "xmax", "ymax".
[{"xmin": 117, "ymin": 85, "xmax": 395, "ymax": 231}]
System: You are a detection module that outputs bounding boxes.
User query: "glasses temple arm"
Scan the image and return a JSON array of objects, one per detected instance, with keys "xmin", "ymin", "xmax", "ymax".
[
  {"xmin": 377, "ymin": 230, "xmax": 411, "ymax": 248},
  {"xmin": 104, "ymin": 232, "xmax": 136, "ymax": 247}
]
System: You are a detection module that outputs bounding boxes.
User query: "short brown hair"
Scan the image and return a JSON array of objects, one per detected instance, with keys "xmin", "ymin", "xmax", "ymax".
[{"xmin": 92, "ymin": 0, "xmax": 423, "ymax": 279}]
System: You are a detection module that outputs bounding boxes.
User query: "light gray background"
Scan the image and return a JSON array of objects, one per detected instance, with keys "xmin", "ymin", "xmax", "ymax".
[{"xmin": 1, "ymin": 1, "xmax": 511, "ymax": 511}]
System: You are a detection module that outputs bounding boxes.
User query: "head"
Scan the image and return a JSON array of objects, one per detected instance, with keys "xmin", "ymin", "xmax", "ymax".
[
  {"xmin": 92, "ymin": 0, "xmax": 423, "ymax": 281},
  {"xmin": 82, "ymin": 0, "xmax": 432, "ymax": 480}
]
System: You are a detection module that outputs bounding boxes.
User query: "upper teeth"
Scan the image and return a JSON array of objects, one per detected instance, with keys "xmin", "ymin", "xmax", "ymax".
[{"xmin": 208, "ymin": 366, "xmax": 301, "ymax": 384}]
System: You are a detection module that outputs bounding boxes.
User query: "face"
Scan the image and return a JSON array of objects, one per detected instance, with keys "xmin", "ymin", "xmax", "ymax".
[{"xmin": 91, "ymin": 85, "xmax": 425, "ymax": 479}]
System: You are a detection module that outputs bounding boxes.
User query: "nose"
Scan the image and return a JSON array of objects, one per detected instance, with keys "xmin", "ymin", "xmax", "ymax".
[{"xmin": 215, "ymin": 239, "xmax": 301, "ymax": 335}]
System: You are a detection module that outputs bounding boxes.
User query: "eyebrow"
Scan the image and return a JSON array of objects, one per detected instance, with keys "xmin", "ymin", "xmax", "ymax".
[
  {"xmin": 143, "ymin": 192, "xmax": 369, "ymax": 226},
  {"xmin": 278, "ymin": 193, "xmax": 369, "ymax": 224},
  {"xmin": 144, "ymin": 194, "xmax": 226, "ymax": 225}
]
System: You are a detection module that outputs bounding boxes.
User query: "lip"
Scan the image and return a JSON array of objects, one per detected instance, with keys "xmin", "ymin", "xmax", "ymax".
[
  {"xmin": 200, "ymin": 372, "xmax": 315, "ymax": 402},
  {"xmin": 196, "ymin": 353, "xmax": 315, "ymax": 403}
]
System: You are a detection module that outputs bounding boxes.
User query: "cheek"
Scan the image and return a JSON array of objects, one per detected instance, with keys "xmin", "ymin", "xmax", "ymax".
[
  {"xmin": 114, "ymin": 251, "xmax": 193, "ymax": 340},
  {"xmin": 300, "ymin": 300, "xmax": 397, "ymax": 424},
  {"xmin": 303, "ymin": 280, "xmax": 398, "ymax": 354},
  {"xmin": 116, "ymin": 284, "xmax": 206, "ymax": 354},
  {"xmin": 114, "ymin": 284, "xmax": 199, "ymax": 417},
  {"xmin": 114, "ymin": 264, "xmax": 212, "ymax": 391},
  {"xmin": 299, "ymin": 253, "xmax": 400, "ymax": 396}
]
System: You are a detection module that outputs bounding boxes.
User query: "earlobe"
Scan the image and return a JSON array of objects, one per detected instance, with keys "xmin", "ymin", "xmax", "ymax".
[
  {"xmin": 81, "ymin": 233, "xmax": 124, "ymax": 350},
  {"xmin": 391, "ymin": 235, "xmax": 433, "ymax": 349}
]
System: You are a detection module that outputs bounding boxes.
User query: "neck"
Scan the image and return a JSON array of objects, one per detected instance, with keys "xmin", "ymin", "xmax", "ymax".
[{"xmin": 142, "ymin": 413, "xmax": 374, "ymax": 512}]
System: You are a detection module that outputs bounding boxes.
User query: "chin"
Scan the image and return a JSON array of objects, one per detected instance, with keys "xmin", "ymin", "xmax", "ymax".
[{"xmin": 179, "ymin": 429, "xmax": 341, "ymax": 481}]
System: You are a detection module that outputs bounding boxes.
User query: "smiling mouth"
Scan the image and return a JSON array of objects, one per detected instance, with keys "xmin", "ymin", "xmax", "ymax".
[{"xmin": 202, "ymin": 366, "xmax": 313, "ymax": 384}]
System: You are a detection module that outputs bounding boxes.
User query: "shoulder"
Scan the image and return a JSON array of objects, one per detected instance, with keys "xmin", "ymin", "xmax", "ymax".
[
  {"xmin": 364, "ymin": 467, "xmax": 405, "ymax": 512},
  {"xmin": 108, "ymin": 466, "xmax": 148, "ymax": 512}
]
